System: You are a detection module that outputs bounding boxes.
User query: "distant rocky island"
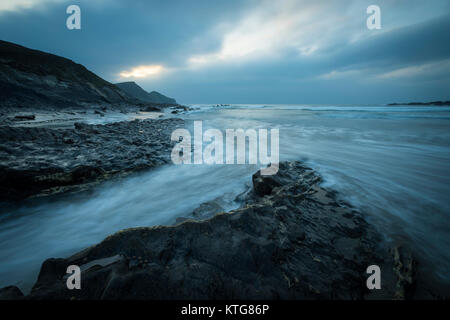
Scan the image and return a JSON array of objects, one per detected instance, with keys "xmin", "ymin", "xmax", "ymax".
[{"xmin": 388, "ymin": 101, "xmax": 450, "ymax": 106}]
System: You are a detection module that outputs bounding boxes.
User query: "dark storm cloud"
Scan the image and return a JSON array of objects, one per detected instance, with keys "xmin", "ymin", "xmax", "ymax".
[
  {"xmin": 330, "ymin": 14, "xmax": 450, "ymax": 71},
  {"xmin": 0, "ymin": 0, "xmax": 449, "ymax": 104},
  {"xmin": 0, "ymin": 0, "xmax": 252, "ymax": 73}
]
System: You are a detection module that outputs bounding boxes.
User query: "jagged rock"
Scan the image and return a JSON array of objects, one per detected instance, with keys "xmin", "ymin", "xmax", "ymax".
[
  {"xmin": 392, "ymin": 246, "xmax": 417, "ymax": 299},
  {"xmin": 251, "ymin": 163, "xmax": 297, "ymax": 197},
  {"xmin": 0, "ymin": 286, "xmax": 24, "ymax": 300},
  {"xmin": 252, "ymin": 171, "xmax": 282, "ymax": 196},
  {"xmin": 8, "ymin": 161, "xmax": 406, "ymax": 300},
  {"xmin": 0, "ymin": 118, "xmax": 184, "ymax": 201},
  {"xmin": 192, "ymin": 200, "xmax": 224, "ymax": 219}
]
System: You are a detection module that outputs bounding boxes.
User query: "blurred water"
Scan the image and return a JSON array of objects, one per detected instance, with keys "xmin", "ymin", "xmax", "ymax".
[
  {"xmin": 1, "ymin": 104, "xmax": 449, "ymax": 293},
  {"xmin": 185, "ymin": 105, "xmax": 450, "ymax": 285}
]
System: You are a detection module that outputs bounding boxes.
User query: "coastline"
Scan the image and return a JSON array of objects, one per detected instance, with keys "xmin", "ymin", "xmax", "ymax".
[
  {"xmin": 0, "ymin": 161, "xmax": 438, "ymax": 300},
  {"xmin": 0, "ymin": 116, "xmax": 184, "ymax": 202},
  {"xmin": 0, "ymin": 105, "xmax": 448, "ymax": 299}
]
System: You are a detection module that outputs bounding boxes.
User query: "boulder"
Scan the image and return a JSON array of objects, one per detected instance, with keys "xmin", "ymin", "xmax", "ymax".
[{"xmin": 0, "ymin": 286, "xmax": 24, "ymax": 300}]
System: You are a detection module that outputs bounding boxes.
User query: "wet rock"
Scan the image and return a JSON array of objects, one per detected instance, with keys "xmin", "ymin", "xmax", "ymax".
[
  {"xmin": 63, "ymin": 137, "xmax": 74, "ymax": 144},
  {"xmin": 70, "ymin": 165, "xmax": 105, "ymax": 183},
  {"xmin": 128, "ymin": 259, "xmax": 140, "ymax": 270},
  {"xmin": 140, "ymin": 105, "xmax": 161, "ymax": 112},
  {"xmin": 392, "ymin": 246, "xmax": 417, "ymax": 299},
  {"xmin": 252, "ymin": 171, "xmax": 282, "ymax": 196},
  {"xmin": 34, "ymin": 258, "xmax": 68, "ymax": 287},
  {"xmin": 13, "ymin": 114, "xmax": 35, "ymax": 121},
  {"xmin": 0, "ymin": 286, "xmax": 24, "ymax": 300},
  {"xmin": 175, "ymin": 217, "xmax": 190, "ymax": 224},
  {"xmin": 0, "ymin": 118, "xmax": 185, "ymax": 201},
  {"xmin": 251, "ymin": 162, "xmax": 296, "ymax": 197},
  {"xmin": 11, "ymin": 161, "xmax": 410, "ymax": 300},
  {"xmin": 192, "ymin": 200, "xmax": 224, "ymax": 219}
]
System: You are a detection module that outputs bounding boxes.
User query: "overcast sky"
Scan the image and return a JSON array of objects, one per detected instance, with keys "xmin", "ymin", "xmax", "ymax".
[{"xmin": 1, "ymin": 0, "xmax": 449, "ymax": 104}]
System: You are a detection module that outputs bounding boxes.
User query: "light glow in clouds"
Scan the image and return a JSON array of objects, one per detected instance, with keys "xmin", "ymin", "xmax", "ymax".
[
  {"xmin": 187, "ymin": 0, "xmax": 348, "ymax": 67},
  {"xmin": 119, "ymin": 65, "xmax": 164, "ymax": 78}
]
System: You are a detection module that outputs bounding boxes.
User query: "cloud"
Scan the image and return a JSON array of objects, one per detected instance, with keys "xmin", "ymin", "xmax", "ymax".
[
  {"xmin": 318, "ymin": 69, "xmax": 363, "ymax": 80},
  {"xmin": 0, "ymin": 0, "xmax": 449, "ymax": 103},
  {"xmin": 187, "ymin": 0, "xmax": 351, "ymax": 67},
  {"xmin": 0, "ymin": 0, "xmax": 68, "ymax": 12},
  {"xmin": 119, "ymin": 65, "xmax": 165, "ymax": 79},
  {"xmin": 377, "ymin": 59, "xmax": 450, "ymax": 80},
  {"xmin": 185, "ymin": 0, "xmax": 450, "ymax": 70}
]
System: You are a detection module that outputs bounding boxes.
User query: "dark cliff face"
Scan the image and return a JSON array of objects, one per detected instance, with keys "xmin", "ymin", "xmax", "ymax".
[
  {"xmin": 115, "ymin": 81, "xmax": 177, "ymax": 105},
  {"xmin": 0, "ymin": 40, "xmax": 134, "ymax": 109}
]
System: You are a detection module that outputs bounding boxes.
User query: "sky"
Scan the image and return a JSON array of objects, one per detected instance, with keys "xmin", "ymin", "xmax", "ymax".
[{"xmin": 0, "ymin": 0, "xmax": 449, "ymax": 104}]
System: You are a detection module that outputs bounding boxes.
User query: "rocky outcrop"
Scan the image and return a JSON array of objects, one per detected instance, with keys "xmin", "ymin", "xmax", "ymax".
[
  {"xmin": 392, "ymin": 246, "xmax": 417, "ymax": 299},
  {"xmin": 115, "ymin": 82, "xmax": 177, "ymax": 105},
  {"xmin": 0, "ymin": 40, "xmax": 139, "ymax": 110},
  {"xmin": 0, "ymin": 286, "xmax": 24, "ymax": 300},
  {"xmin": 2, "ymin": 161, "xmax": 425, "ymax": 300},
  {"xmin": 0, "ymin": 118, "xmax": 184, "ymax": 201}
]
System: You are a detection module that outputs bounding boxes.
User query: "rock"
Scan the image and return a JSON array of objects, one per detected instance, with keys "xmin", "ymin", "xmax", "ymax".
[
  {"xmin": 0, "ymin": 286, "xmax": 24, "ymax": 300},
  {"xmin": 0, "ymin": 166, "xmax": 65, "ymax": 201},
  {"xmin": 0, "ymin": 118, "xmax": 185, "ymax": 201},
  {"xmin": 33, "ymin": 258, "xmax": 68, "ymax": 287},
  {"xmin": 63, "ymin": 137, "xmax": 74, "ymax": 144},
  {"xmin": 74, "ymin": 122, "xmax": 97, "ymax": 133},
  {"xmin": 175, "ymin": 217, "xmax": 190, "ymax": 224},
  {"xmin": 251, "ymin": 163, "xmax": 295, "ymax": 197},
  {"xmin": 192, "ymin": 200, "xmax": 224, "ymax": 219},
  {"xmin": 70, "ymin": 166, "xmax": 105, "ymax": 183},
  {"xmin": 392, "ymin": 246, "xmax": 417, "ymax": 299},
  {"xmin": 252, "ymin": 171, "xmax": 282, "ymax": 196},
  {"xmin": 140, "ymin": 105, "xmax": 161, "ymax": 112},
  {"xmin": 13, "ymin": 114, "xmax": 35, "ymax": 121},
  {"xmin": 128, "ymin": 259, "xmax": 140, "ymax": 269},
  {"xmin": 15, "ymin": 161, "xmax": 407, "ymax": 300}
]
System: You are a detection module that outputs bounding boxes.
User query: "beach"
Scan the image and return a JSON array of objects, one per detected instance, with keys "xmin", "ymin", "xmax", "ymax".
[{"xmin": 1, "ymin": 104, "xmax": 449, "ymax": 299}]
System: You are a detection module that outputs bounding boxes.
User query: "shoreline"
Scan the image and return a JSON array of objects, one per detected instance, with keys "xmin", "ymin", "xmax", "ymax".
[
  {"xmin": 0, "ymin": 116, "xmax": 185, "ymax": 202},
  {"xmin": 0, "ymin": 107, "xmax": 448, "ymax": 300},
  {"xmin": 0, "ymin": 161, "xmax": 441, "ymax": 300}
]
